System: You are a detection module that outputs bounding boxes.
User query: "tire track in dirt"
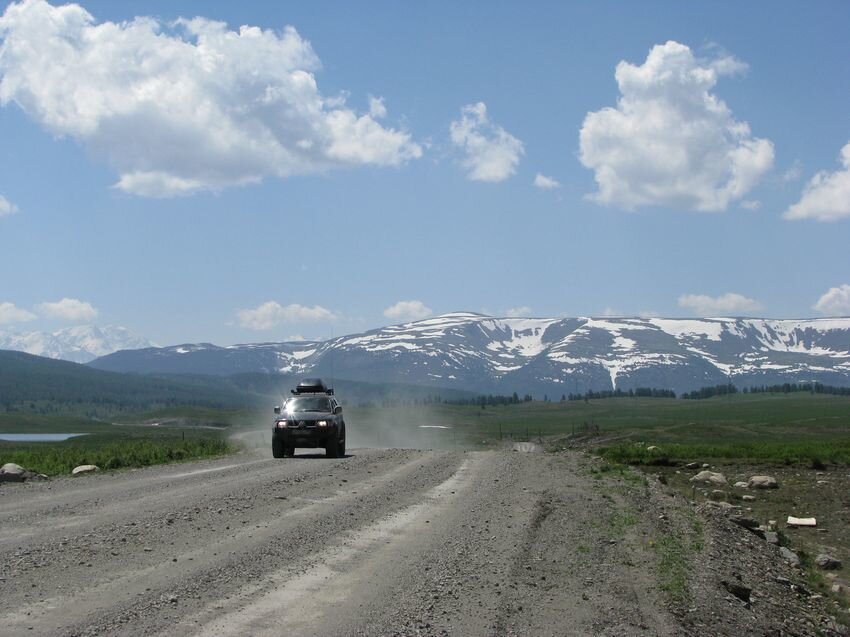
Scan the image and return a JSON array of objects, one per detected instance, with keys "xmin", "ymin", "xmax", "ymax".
[{"xmin": 0, "ymin": 449, "xmax": 465, "ymax": 635}]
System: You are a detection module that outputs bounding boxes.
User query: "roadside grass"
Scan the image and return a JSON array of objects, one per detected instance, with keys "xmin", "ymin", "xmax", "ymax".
[
  {"xmin": 0, "ymin": 430, "xmax": 236, "ymax": 476},
  {"xmin": 653, "ymin": 533, "xmax": 690, "ymax": 603},
  {"xmin": 590, "ymin": 461, "xmax": 647, "ymax": 483},
  {"xmin": 0, "ymin": 407, "xmax": 263, "ymax": 476},
  {"xmin": 652, "ymin": 507, "xmax": 704, "ymax": 605},
  {"xmin": 608, "ymin": 508, "xmax": 639, "ymax": 536},
  {"xmin": 598, "ymin": 440, "xmax": 850, "ymax": 466}
]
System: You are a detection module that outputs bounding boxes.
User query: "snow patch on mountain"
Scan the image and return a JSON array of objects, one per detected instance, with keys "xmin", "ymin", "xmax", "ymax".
[
  {"xmin": 650, "ymin": 318, "xmax": 725, "ymax": 341},
  {"xmin": 87, "ymin": 313, "xmax": 850, "ymax": 395},
  {"xmin": 0, "ymin": 325, "xmax": 153, "ymax": 363}
]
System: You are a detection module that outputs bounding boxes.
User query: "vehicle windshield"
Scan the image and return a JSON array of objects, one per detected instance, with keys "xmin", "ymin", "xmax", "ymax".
[{"xmin": 286, "ymin": 397, "xmax": 331, "ymax": 412}]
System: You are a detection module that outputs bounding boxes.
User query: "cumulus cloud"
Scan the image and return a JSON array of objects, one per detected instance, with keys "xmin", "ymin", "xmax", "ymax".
[
  {"xmin": 505, "ymin": 306, "xmax": 532, "ymax": 317},
  {"xmin": 236, "ymin": 301, "xmax": 336, "ymax": 330},
  {"xmin": 0, "ymin": 301, "xmax": 36, "ymax": 323},
  {"xmin": 533, "ymin": 174, "xmax": 560, "ymax": 189},
  {"xmin": 784, "ymin": 143, "xmax": 850, "ymax": 222},
  {"xmin": 782, "ymin": 160, "xmax": 803, "ymax": 183},
  {"xmin": 739, "ymin": 199, "xmax": 761, "ymax": 210},
  {"xmin": 579, "ymin": 41, "xmax": 774, "ymax": 212},
  {"xmin": 0, "ymin": 1, "xmax": 421, "ymax": 197},
  {"xmin": 678, "ymin": 292, "xmax": 762, "ymax": 316},
  {"xmin": 383, "ymin": 300, "xmax": 432, "ymax": 322},
  {"xmin": 813, "ymin": 284, "xmax": 850, "ymax": 316},
  {"xmin": 368, "ymin": 95, "xmax": 387, "ymax": 119},
  {"xmin": 0, "ymin": 194, "xmax": 18, "ymax": 216},
  {"xmin": 36, "ymin": 298, "xmax": 98, "ymax": 322},
  {"xmin": 450, "ymin": 102, "xmax": 523, "ymax": 182}
]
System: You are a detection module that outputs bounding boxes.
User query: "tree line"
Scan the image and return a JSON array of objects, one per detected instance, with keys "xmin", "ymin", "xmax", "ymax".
[{"xmin": 681, "ymin": 382, "xmax": 850, "ymax": 399}]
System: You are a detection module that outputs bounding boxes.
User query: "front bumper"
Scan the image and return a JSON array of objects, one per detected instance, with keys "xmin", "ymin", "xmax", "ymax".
[{"xmin": 272, "ymin": 423, "xmax": 338, "ymax": 448}]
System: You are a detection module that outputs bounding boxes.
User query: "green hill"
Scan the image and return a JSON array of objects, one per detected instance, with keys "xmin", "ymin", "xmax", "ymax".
[
  {"xmin": 0, "ymin": 350, "xmax": 266, "ymax": 418},
  {"xmin": 0, "ymin": 350, "xmax": 477, "ymax": 421}
]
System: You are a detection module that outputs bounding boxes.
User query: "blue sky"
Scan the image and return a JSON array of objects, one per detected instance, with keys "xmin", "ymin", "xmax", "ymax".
[{"xmin": 1, "ymin": 0, "xmax": 849, "ymax": 346}]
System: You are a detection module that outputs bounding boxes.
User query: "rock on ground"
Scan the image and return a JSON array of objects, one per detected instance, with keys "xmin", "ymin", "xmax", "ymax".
[
  {"xmin": 0, "ymin": 463, "xmax": 36, "ymax": 482},
  {"xmin": 779, "ymin": 546, "xmax": 801, "ymax": 567},
  {"xmin": 71, "ymin": 465, "xmax": 100, "ymax": 476},
  {"xmin": 748, "ymin": 475, "xmax": 779, "ymax": 489},
  {"xmin": 815, "ymin": 554, "xmax": 842, "ymax": 570},
  {"xmin": 690, "ymin": 470, "xmax": 727, "ymax": 486}
]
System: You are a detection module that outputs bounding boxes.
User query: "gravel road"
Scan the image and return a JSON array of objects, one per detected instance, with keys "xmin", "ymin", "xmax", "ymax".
[{"xmin": 1, "ymin": 446, "xmax": 682, "ymax": 636}]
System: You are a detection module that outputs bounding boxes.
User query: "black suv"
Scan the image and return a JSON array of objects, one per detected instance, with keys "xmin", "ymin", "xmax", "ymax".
[{"xmin": 272, "ymin": 379, "xmax": 346, "ymax": 458}]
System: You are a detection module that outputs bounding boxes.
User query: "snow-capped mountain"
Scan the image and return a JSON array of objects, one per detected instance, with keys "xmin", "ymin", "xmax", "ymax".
[
  {"xmin": 0, "ymin": 325, "xmax": 153, "ymax": 363},
  {"xmin": 89, "ymin": 313, "xmax": 850, "ymax": 395}
]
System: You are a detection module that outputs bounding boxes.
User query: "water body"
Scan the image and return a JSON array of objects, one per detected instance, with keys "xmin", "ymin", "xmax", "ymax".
[{"xmin": 0, "ymin": 433, "xmax": 89, "ymax": 442}]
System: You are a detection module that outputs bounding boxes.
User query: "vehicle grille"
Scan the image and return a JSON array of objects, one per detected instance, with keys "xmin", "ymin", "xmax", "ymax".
[{"xmin": 288, "ymin": 420, "xmax": 316, "ymax": 429}]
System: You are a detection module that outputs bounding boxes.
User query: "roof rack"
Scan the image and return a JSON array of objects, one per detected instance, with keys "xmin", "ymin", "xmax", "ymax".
[{"xmin": 291, "ymin": 378, "xmax": 334, "ymax": 395}]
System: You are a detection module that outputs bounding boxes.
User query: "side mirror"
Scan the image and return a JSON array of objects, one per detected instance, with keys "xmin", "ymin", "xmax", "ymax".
[
  {"xmin": 334, "ymin": 406, "xmax": 343, "ymax": 415},
  {"xmin": 274, "ymin": 406, "xmax": 281, "ymax": 415}
]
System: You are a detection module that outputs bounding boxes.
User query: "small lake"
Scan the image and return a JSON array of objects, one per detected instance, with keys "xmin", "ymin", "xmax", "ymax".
[{"xmin": 0, "ymin": 433, "xmax": 89, "ymax": 442}]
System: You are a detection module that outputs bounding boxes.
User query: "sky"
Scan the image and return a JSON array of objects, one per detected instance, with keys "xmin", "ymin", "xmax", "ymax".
[{"xmin": 0, "ymin": 0, "xmax": 849, "ymax": 346}]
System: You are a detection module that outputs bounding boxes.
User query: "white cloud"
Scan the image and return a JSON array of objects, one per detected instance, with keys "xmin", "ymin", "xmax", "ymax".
[
  {"xmin": 36, "ymin": 297, "xmax": 98, "ymax": 322},
  {"xmin": 739, "ymin": 199, "xmax": 761, "ymax": 210},
  {"xmin": 784, "ymin": 142, "xmax": 850, "ymax": 222},
  {"xmin": 579, "ymin": 41, "xmax": 774, "ymax": 212},
  {"xmin": 450, "ymin": 102, "xmax": 524, "ymax": 182},
  {"xmin": 782, "ymin": 160, "xmax": 802, "ymax": 183},
  {"xmin": 0, "ymin": 194, "xmax": 19, "ymax": 216},
  {"xmin": 383, "ymin": 300, "xmax": 432, "ymax": 322},
  {"xmin": 813, "ymin": 284, "xmax": 850, "ymax": 316},
  {"xmin": 638, "ymin": 310, "xmax": 660, "ymax": 318},
  {"xmin": 368, "ymin": 95, "xmax": 387, "ymax": 119},
  {"xmin": 0, "ymin": 301, "xmax": 36, "ymax": 323},
  {"xmin": 505, "ymin": 306, "xmax": 532, "ymax": 317},
  {"xmin": 236, "ymin": 301, "xmax": 336, "ymax": 330},
  {"xmin": 0, "ymin": 1, "xmax": 421, "ymax": 197},
  {"xmin": 601, "ymin": 307, "xmax": 623, "ymax": 317},
  {"xmin": 533, "ymin": 174, "xmax": 560, "ymax": 189},
  {"xmin": 678, "ymin": 292, "xmax": 762, "ymax": 316}
]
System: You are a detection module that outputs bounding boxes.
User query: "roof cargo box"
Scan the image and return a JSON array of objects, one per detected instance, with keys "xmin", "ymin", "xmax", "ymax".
[{"xmin": 291, "ymin": 378, "xmax": 333, "ymax": 395}]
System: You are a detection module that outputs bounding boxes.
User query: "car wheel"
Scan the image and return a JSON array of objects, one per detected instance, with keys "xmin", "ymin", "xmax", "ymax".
[
  {"xmin": 272, "ymin": 439, "xmax": 285, "ymax": 458},
  {"xmin": 284, "ymin": 445, "xmax": 295, "ymax": 457},
  {"xmin": 325, "ymin": 437, "xmax": 339, "ymax": 458}
]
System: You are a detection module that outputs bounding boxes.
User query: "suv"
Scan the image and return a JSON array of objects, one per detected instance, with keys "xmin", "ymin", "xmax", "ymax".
[{"xmin": 272, "ymin": 378, "xmax": 346, "ymax": 458}]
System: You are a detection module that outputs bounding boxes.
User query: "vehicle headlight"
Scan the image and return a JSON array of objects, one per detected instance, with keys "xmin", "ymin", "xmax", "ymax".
[
  {"xmin": 275, "ymin": 420, "xmax": 287, "ymax": 428},
  {"xmin": 317, "ymin": 420, "xmax": 328, "ymax": 427}
]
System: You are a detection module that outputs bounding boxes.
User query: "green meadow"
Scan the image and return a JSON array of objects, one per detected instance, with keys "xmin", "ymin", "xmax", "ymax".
[
  {"xmin": 345, "ymin": 392, "xmax": 850, "ymax": 464},
  {"xmin": 0, "ymin": 412, "xmax": 240, "ymax": 475},
  {"xmin": 3, "ymin": 391, "xmax": 849, "ymax": 475}
]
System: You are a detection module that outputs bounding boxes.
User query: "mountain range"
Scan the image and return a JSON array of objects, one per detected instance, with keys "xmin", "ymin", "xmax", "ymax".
[
  {"xmin": 88, "ymin": 313, "xmax": 850, "ymax": 396},
  {"xmin": 0, "ymin": 325, "xmax": 153, "ymax": 364}
]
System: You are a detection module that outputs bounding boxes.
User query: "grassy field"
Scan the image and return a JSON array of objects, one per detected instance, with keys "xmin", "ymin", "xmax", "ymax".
[
  {"xmin": 344, "ymin": 392, "xmax": 850, "ymax": 463},
  {"xmin": 3, "ymin": 391, "xmax": 849, "ymax": 474},
  {"xmin": 0, "ymin": 411, "xmax": 244, "ymax": 475}
]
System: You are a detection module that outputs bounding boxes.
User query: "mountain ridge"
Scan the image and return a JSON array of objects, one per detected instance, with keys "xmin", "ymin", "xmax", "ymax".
[
  {"xmin": 88, "ymin": 313, "xmax": 850, "ymax": 396},
  {"xmin": 0, "ymin": 325, "xmax": 153, "ymax": 363}
]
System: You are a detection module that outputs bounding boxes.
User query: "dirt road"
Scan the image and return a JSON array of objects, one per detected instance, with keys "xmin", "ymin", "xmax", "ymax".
[{"xmin": 0, "ymin": 447, "xmax": 691, "ymax": 635}]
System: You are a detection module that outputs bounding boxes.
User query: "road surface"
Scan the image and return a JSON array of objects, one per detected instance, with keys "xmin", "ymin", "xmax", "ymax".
[{"xmin": 1, "ymin": 447, "xmax": 679, "ymax": 636}]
